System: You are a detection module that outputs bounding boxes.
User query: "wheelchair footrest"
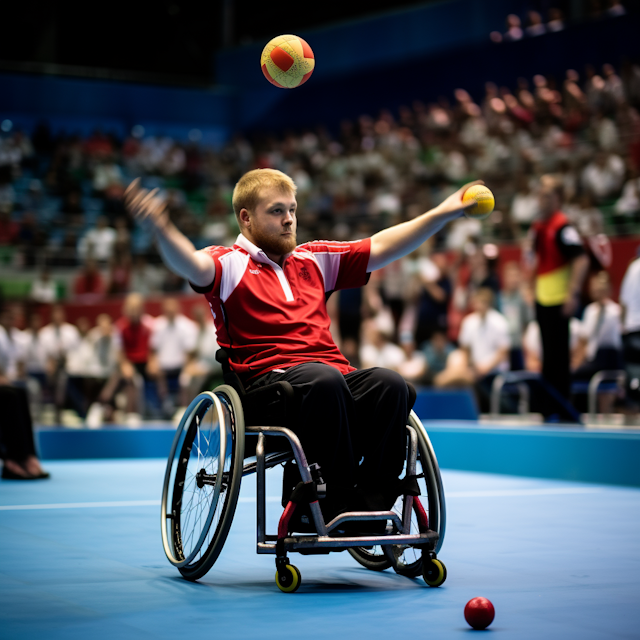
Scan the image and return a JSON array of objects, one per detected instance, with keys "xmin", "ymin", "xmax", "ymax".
[
  {"xmin": 325, "ymin": 510, "xmax": 402, "ymax": 534},
  {"xmin": 280, "ymin": 530, "xmax": 438, "ymax": 553}
]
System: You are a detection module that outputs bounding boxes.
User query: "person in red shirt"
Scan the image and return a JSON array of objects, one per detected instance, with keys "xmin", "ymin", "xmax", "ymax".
[
  {"xmin": 98, "ymin": 293, "xmax": 157, "ymax": 426},
  {"xmin": 530, "ymin": 175, "xmax": 589, "ymax": 416},
  {"xmin": 125, "ymin": 169, "xmax": 479, "ymax": 522},
  {"xmin": 0, "ymin": 209, "xmax": 18, "ymax": 245},
  {"xmin": 73, "ymin": 258, "xmax": 105, "ymax": 301}
]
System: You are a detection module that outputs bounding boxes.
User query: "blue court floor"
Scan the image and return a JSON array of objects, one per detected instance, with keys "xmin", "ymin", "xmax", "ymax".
[{"xmin": 1, "ymin": 460, "xmax": 639, "ymax": 639}]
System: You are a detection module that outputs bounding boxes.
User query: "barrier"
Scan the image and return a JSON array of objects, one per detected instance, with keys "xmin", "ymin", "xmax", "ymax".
[
  {"xmin": 36, "ymin": 420, "xmax": 640, "ymax": 487},
  {"xmin": 413, "ymin": 388, "xmax": 479, "ymax": 421}
]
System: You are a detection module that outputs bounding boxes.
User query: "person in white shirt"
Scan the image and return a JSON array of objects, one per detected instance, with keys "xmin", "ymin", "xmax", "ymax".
[
  {"xmin": 510, "ymin": 175, "xmax": 539, "ymax": 229},
  {"xmin": 435, "ymin": 288, "xmax": 510, "ymax": 410},
  {"xmin": 65, "ymin": 315, "xmax": 120, "ymax": 423},
  {"xmin": 150, "ymin": 298, "xmax": 198, "ymax": 415},
  {"xmin": 65, "ymin": 316, "xmax": 99, "ymax": 419},
  {"xmin": 79, "ymin": 314, "xmax": 123, "ymax": 428},
  {"xmin": 619, "ymin": 254, "xmax": 640, "ymax": 403},
  {"xmin": 77, "ymin": 216, "xmax": 117, "ymax": 263},
  {"xmin": 458, "ymin": 288, "xmax": 510, "ymax": 376},
  {"xmin": 614, "ymin": 174, "xmax": 640, "ymax": 218},
  {"xmin": 16, "ymin": 313, "xmax": 47, "ymax": 380},
  {"xmin": 359, "ymin": 313, "xmax": 406, "ymax": 371},
  {"xmin": 573, "ymin": 272, "xmax": 623, "ymax": 412},
  {"xmin": 179, "ymin": 305, "xmax": 223, "ymax": 402},
  {"xmin": 65, "ymin": 317, "xmax": 97, "ymax": 379},
  {"xmin": 39, "ymin": 306, "xmax": 80, "ymax": 423},
  {"xmin": 620, "ymin": 255, "xmax": 640, "ymax": 337},
  {"xmin": 573, "ymin": 272, "xmax": 623, "ymax": 371},
  {"xmin": 0, "ymin": 311, "xmax": 22, "ymax": 381},
  {"xmin": 11, "ymin": 313, "xmax": 47, "ymax": 416},
  {"xmin": 581, "ymin": 151, "xmax": 625, "ymax": 203},
  {"xmin": 29, "ymin": 270, "xmax": 58, "ymax": 304}
]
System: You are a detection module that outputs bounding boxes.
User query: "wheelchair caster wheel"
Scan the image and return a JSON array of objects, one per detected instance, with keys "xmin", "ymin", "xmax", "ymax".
[
  {"xmin": 276, "ymin": 564, "xmax": 301, "ymax": 593},
  {"xmin": 423, "ymin": 558, "xmax": 447, "ymax": 587}
]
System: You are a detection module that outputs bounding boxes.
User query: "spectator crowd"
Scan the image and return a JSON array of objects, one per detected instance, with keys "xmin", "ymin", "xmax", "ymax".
[
  {"xmin": 0, "ymin": 35, "xmax": 640, "ymax": 422},
  {"xmin": 0, "ymin": 295, "xmax": 222, "ymax": 427},
  {"xmin": 0, "ymin": 241, "xmax": 638, "ymax": 424},
  {"xmin": 0, "ymin": 57, "xmax": 639, "ymax": 296}
]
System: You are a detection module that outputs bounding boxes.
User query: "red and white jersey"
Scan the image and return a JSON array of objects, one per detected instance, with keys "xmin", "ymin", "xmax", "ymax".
[{"xmin": 192, "ymin": 234, "xmax": 371, "ymax": 383}]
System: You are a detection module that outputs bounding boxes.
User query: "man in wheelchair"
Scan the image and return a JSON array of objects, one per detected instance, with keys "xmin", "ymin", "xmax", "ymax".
[{"xmin": 125, "ymin": 169, "xmax": 479, "ymax": 532}]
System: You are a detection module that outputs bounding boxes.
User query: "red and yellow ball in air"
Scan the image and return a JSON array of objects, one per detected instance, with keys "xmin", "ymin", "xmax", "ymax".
[{"xmin": 261, "ymin": 35, "xmax": 315, "ymax": 89}]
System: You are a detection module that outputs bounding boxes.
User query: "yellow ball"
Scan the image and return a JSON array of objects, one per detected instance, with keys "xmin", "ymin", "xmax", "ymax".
[{"xmin": 463, "ymin": 185, "xmax": 495, "ymax": 219}]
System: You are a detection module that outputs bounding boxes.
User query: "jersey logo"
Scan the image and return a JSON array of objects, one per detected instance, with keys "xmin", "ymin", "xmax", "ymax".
[
  {"xmin": 299, "ymin": 266, "xmax": 311, "ymax": 281},
  {"xmin": 249, "ymin": 269, "xmax": 261, "ymax": 275}
]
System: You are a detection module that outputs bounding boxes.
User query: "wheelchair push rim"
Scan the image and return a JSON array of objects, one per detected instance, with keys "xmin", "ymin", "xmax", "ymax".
[
  {"xmin": 408, "ymin": 410, "xmax": 446, "ymax": 552},
  {"xmin": 161, "ymin": 386, "xmax": 245, "ymax": 572}
]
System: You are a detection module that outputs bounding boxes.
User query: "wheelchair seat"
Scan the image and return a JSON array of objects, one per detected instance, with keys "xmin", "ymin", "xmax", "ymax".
[{"xmin": 215, "ymin": 348, "xmax": 295, "ymax": 458}]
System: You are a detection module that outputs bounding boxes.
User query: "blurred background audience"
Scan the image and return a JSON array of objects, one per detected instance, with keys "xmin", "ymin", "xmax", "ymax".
[{"xmin": 1, "ymin": 47, "xmax": 640, "ymax": 424}]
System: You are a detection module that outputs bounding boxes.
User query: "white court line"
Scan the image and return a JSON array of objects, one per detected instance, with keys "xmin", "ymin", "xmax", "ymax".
[
  {"xmin": 0, "ymin": 500, "xmax": 160, "ymax": 511},
  {"xmin": 0, "ymin": 488, "xmax": 601, "ymax": 512},
  {"xmin": 446, "ymin": 487, "xmax": 602, "ymax": 498}
]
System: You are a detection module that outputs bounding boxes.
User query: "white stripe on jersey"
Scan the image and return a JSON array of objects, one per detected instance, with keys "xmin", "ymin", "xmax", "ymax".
[
  {"xmin": 310, "ymin": 251, "xmax": 349, "ymax": 292},
  {"xmin": 219, "ymin": 251, "xmax": 250, "ymax": 303},
  {"xmin": 295, "ymin": 244, "xmax": 351, "ymax": 292}
]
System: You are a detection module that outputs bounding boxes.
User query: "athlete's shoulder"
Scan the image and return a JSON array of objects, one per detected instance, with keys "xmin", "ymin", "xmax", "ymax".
[{"xmin": 199, "ymin": 244, "xmax": 237, "ymax": 259}]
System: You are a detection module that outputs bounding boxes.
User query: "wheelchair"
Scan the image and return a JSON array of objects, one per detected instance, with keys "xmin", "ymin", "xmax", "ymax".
[{"xmin": 161, "ymin": 351, "xmax": 447, "ymax": 593}]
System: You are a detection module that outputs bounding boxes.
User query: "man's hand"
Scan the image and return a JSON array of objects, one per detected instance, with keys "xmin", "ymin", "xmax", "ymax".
[
  {"xmin": 435, "ymin": 180, "xmax": 485, "ymax": 216},
  {"xmin": 124, "ymin": 177, "xmax": 215, "ymax": 286},
  {"xmin": 124, "ymin": 178, "xmax": 170, "ymax": 233}
]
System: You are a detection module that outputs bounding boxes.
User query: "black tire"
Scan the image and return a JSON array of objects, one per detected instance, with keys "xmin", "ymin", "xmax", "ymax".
[
  {"xmin": 161, "ymin": 385, "xmax": 245, "ymax": 581},
  {"xmin": 348, "ymin": 546, "xmax": 393, "ymax": 572},
  {"xmin": 408, "ymin": 411, "xmax": 446, "ymax": 551},
  {"xmin": 382, "ymin": 412, "xmax": 447, "ymax": 577}
]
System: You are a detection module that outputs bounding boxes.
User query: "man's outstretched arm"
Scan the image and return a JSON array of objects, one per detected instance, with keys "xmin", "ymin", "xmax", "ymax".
[
  {"xmin": 367, "ymin": 180, "xmax": 483, "ymax": 272},
  {"xmin": 124, "ymin": 179, "xmax": 215, "ymax": 288}
]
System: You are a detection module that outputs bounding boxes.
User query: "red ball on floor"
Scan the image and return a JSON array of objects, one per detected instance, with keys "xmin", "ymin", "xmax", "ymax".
[{"xmin": 464, "ymin": 597, "xmax": 495, "ymax": 630}]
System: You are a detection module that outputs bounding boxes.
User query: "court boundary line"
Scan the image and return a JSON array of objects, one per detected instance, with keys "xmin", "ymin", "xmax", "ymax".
[{"xmin": 0, "ymin": 487, "xmax": 605, "ymax": 511}]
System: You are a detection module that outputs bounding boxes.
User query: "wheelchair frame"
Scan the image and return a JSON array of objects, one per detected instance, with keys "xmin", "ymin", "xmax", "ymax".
[{"xmin": 161, "ymin": 383, "xmax": 447, "ymax": 592}]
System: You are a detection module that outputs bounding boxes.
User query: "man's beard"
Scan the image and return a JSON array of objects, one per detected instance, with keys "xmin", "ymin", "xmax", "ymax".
[{"xmin": 251, "ymin": 225, "xmax": 297, "ymax": 256}]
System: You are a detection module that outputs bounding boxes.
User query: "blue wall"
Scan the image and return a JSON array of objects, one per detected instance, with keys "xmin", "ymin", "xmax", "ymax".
[
  {"xmin": 216, "ymin": 0, "xmax": 526, "ymax": 88},
  {"xmin": 0, "ymin": 73, "xmax": 235, "ymax": 146},
  {"xmin": 230, "ymin": 13, "xmax": 638, "ymax": 132},
  {"xmin": 427, "ymin": 422, "xmax": 640, "ymax": 487},
  {"xmin": 37, "ymin": 423, "xmax": 640, "ymax": 487},
  {"xmin": 1, "ymin": 11, "xmax": 636, "ymax": 141}
]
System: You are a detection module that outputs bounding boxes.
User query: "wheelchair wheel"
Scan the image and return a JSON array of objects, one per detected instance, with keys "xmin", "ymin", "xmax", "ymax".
[
  {"xmin": 161, "ymin": 385, "xmax": 245, "ymax": 581},
  {"xmin": 386, "ymin": 411, "xmax": 446, "ymax": 576},
  {"xmin": 348, "ymin": 545, "xmax": 393, "ymax": 572},
  {"xmin": 351, "ymin": 411, "xmax": 446, "ymax": 576}
]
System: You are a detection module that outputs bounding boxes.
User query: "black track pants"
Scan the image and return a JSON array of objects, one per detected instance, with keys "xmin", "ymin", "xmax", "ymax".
[
  {"xmin": 536, "ymin": 303, "xmax": 571, "ymax": 402},
  {"xmin": 251, "ymin": 363, "xmax": 409, "ymax": 506}
]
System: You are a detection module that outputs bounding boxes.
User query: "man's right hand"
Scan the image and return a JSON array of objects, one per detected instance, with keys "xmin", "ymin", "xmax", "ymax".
[
  {"xmin": 124, "ymin": 178, "xmax": 216, "ymax": 288},
  {"xmin": 124, "ymin": 178, "xmax": 170, "ymax": 234}
]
